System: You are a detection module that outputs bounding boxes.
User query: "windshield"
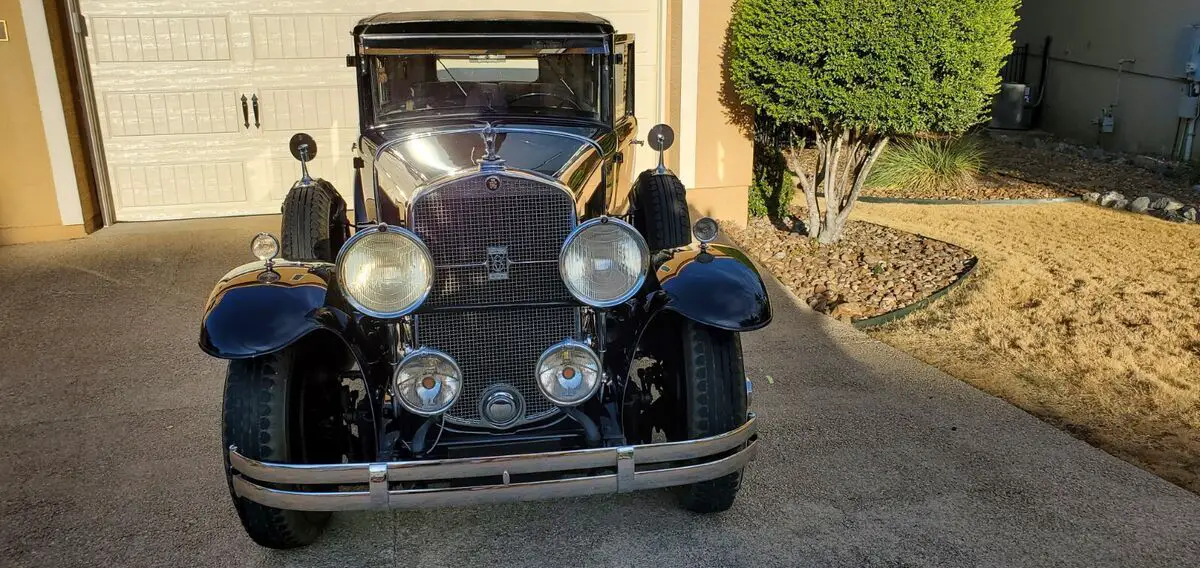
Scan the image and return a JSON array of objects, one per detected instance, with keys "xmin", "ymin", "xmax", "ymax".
[{"xmin": 370, "ymin": 52, "xmax": 606, "ymax": 123}]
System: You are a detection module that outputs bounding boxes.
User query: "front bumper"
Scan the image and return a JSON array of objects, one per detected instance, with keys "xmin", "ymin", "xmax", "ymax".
[{"xmin": 229, "ymin": 414, "xmax": 758, "ymax": 511}]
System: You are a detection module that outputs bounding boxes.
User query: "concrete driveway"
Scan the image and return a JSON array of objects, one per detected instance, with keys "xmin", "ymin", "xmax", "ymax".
[{"xmin": 2, "ymin": 216, "xmax": 1198, "ymax": 567}]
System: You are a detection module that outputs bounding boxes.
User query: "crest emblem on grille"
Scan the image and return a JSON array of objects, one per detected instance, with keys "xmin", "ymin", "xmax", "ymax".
[
  {"xmin": 485, "ymin": 176, "xmax": 501, "ymax": 191},
  {"xmin": 486, "ymin": 246, "xmax": 510, "ymax": 280}
]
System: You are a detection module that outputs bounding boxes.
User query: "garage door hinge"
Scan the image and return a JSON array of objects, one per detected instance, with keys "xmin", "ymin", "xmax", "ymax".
[
  {"xmin": 353, "ymin": 157, "xmax": 364, "ymax": 169},
  {"xmin": 346, "ymin": 55, "xmax": 357, "ymax": 68},
  {"xmin": 73, "ymin": 14, "xmax": 88, "ymax": 37}
]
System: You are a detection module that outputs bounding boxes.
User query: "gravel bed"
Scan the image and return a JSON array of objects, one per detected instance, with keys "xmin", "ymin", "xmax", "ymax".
[
  {"xmin": 727, "ymin": 214, "xmax": 976, "ymax": 322},
  {"xmin": 982, "ymin": 132, "xmax": 1200, "ymax": 208}
]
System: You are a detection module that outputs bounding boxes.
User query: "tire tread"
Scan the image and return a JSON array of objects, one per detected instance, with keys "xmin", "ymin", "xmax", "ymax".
[
  {"xmin": 634, "ymin": 171, "xmax": 691, "ymax": 250},
  {"xmin": 678, "ymin": 322, "xmax": 747, "ymax": 513},
  {"xmin": 223, "ymin": 351, "xmax": 328, "ymax": 548}
]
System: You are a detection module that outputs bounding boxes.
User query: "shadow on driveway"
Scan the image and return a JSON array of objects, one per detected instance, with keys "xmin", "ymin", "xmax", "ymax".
[{"xmin": 1, "ymin": 216, "xmax": 1197, "ymax": 567}]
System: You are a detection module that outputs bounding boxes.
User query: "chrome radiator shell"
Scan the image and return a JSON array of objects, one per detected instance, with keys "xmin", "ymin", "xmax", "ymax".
[
  {"xmin": 409, "ymin": 171, "xmax": 576, "ymax": 309},
  {"xmin": 409, "ymin": 171, "xmax": 579, "ymax": 426}
]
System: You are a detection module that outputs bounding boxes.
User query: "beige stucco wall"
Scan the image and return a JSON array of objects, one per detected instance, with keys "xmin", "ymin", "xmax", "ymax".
[
  {"xmin": 676, "ymin": 0, "xmax": 753, "ymax": 227},
  {"xmin": 1013, "ymin": 0, "xmax": 1200, "ymax": 157},
  {"xmin": 0, "ymin": 0, "xmax": 84, "ymax": 245}
]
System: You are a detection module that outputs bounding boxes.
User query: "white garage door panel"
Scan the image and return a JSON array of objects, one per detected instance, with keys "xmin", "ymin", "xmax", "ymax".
[{"xmin": 81, "ymin": 1, "xmax": 664, "ymax": 222}]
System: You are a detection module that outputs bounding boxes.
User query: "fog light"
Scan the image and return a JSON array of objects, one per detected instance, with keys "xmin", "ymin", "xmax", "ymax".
[
  {"xmin": 251, "ymin": 232, "xmax": 280, "ymax": 261},
  {"xmin": 536, "ymin": 340, "xmax": 601, "ymax": 406},
  {"xmin": 394, "ymin": 348, "xmax": 462, "ymax": 416}
]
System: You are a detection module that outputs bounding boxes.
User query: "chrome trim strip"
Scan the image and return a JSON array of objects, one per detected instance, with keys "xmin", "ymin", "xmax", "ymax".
[
  {"xmin": 368, "ymin": 464, "xmax": 388, "ymax": 508},
  {"xmin": 229, "ymin": 439, "xmax": 758, "ymax": 512},
  {"xmin": 616, "ymin": 446, "xmax": 635, "ymax": 493}
]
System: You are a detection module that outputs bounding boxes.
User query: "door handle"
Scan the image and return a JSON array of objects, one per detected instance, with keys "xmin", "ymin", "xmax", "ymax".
[
  {"xmin": 240, "ymin": 95, "xmax": 249, "ymax": 129},
  {"xmin": 251, "ymin": 94, "xmax": 260, "ymax": 129}
]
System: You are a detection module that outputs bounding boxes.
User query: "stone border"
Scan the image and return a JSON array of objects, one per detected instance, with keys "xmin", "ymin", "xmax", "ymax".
[
  {"xmin": 858, "ymin": 195, "xmax": 1082, "ymax": 206},
  {"xmin": 851, "ymin": 258, "xmax": 979, "ymax": 330},
  {"xmin": 1084, "ymin": 191, "xmax": 1198, "ymax": 224}
]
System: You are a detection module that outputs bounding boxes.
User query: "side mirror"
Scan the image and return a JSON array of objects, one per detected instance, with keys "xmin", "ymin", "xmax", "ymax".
[
  {"xmin": 647, "ymin": 124, "xmax": 675, "ymax": 152},
  {"xmin": 289, "ymin": 132, "xmax": 318, "ymax": 162},
  {"xmin": 647, "ymin": 124, "xmax": 675, "ymax": 174},
  {"xmin": 288, "ymin": 133, "xmax": 317, "ymax": 185}
]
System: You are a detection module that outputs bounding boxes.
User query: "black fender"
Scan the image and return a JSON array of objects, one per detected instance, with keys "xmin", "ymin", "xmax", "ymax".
[
  {"xmin": 651, "ymin": 243, "xmax": 772, "ymax": 331},
  {"xmin": 199, "ymin": 260, "xmax": 368, "ymax": 363}
]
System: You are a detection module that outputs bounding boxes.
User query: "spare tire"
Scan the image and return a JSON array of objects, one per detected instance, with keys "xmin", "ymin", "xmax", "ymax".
[
  {"xmin": 281, "ymin": 180, "xmax": 347, "ymax": 262},
  {"xmin": 632, "ymin": 170, "xmax": 691, "ymax": 251}
]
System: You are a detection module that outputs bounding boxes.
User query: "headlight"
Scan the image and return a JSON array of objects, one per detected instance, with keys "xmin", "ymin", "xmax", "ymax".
[
  {"xmin": 536, "ymin": 340, "xmax": 602, "ymax": 406},
  {"xmin": 559, "ymin": 217, "xmax": 649, "ymax": 307},
  {"xmin": 336, "ymin": 225, "xmax": 433, "ymax": 318},
  {"xmin": 394, "ymin": 348, "xmax": 462, "ymax": 416}
]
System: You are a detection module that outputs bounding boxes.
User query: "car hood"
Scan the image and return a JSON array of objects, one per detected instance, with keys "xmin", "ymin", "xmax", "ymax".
[{"xmin": 361, "ymin": 120, "xmax": 608, "ymax": 210}]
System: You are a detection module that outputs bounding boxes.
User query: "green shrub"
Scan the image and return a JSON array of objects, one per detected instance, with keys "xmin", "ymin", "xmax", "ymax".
[
  {"xmin": 869, "ymin": 137, "xmax": 986, "ymax": 193},
  {"xmin": 729, "ymin": 0, "xmax": 1019, "ymax": 242},
  {"xmin": 749, "ymin": 121, "xmax": 796, "ymax": 218}
]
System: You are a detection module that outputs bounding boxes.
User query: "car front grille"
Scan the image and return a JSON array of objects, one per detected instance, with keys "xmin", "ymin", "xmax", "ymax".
[
  {"xmin": 410, "ymin": 172, "xmax": 575, "ymax": 308},
  {"xmin": 415, "ymin": 307, "xmax": 579, "ymax": 426},
  {"xmin": 409, "ymin": 172, "xmax": 580, "ymax": 426}
]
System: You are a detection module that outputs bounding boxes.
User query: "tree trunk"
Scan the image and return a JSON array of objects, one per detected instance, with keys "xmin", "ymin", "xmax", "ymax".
[{"xmin": 789, "ymin": 129, "xmax": 889, "ymax": 244}]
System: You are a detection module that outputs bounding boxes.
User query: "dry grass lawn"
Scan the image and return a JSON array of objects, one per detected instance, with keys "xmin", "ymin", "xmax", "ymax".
[{"xmin": 851, "ymin": 201, "xmax": 1200, "ymax": 492}]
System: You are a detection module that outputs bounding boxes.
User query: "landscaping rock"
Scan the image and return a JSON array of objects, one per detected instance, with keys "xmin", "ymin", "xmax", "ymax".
[
  {"xmin": 1152, "ymin": 209, "xmax": 1186, "ymax": 223},
  {"xmin": 727, "ymin": 213, "xmax": 974, "ymax": 322},
  {"xmin": 1129, "ymin": 196, "xmax": 1151, "ymax": 213},
  {"xmin": 1083, "ymin": 192, "xmax": 1101, "ymax": 203},
  {"xmin": 1150, "ymin": 196, "xmax": 1180, "ymax": 211},
  {"xmin": 1099, "ymin": 191, "xmax": 1126, "ymax": 207},
  {"xmin": 1184, "ymin": 207, "xmax": 1198, "ymax": 223},
  {"xmin": 1112, "ymin": 198, "xmax": 1130, "ymax": 210}
]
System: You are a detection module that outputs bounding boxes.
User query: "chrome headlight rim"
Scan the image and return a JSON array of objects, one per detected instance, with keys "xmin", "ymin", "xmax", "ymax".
[
  {"xmin": 335, "ymin": 224, "xmax": 434, "ymax": 319},
  {"xmin": 393, "ymin": 347, "xmax": 462, "ymax": 417},
  {"xmin": 535, "ymin": 339, "xmax": 603, "ymax": 407},
  {"xmin": 558, "ymin": 216, "xmax": 650, "ymax": 308}
]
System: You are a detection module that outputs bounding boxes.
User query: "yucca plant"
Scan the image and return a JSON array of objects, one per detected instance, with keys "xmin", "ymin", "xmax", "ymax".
[{"xmin": 868, "ymin": 137, "xmax": 986, "ymax": 193}]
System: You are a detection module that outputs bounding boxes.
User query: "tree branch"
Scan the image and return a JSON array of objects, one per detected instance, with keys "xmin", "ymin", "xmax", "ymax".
[
  {"xmin": 835, "ymin": 136, "xmax": 890, "ymax": 226},
  {"xmin": 823, "ymin": 131, "xmax": 845, "ymax": 236},
  {"xmin": 803, "ymin": 133, "xmax": 824, "ymax": 238}
]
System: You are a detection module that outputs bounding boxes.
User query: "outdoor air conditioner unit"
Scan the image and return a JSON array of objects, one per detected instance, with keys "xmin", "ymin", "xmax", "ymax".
[{"xmin": 990, "ymin": 82, "xmax": 1035, "ymax": 130}]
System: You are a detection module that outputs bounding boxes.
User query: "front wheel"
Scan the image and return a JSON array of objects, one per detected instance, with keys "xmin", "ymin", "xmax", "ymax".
[
  {"xmin": 675, "ymin": 322, "xmax": 748, "ymax": 513},
  {"xmin": 222, "ymin": 348, "xmax": 331, "ymax": 548}
]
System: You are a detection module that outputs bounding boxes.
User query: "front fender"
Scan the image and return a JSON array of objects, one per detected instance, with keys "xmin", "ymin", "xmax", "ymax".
[
  {"xmin": 652, "ymin": 244, "xmax": 772, "ymax": 331},
  {"xmin": 199, "ymin": 260, "xmax": 350, "ymax": 359}
]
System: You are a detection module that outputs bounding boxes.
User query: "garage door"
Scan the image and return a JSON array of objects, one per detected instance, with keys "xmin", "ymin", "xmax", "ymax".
[{"xmin": 80, "ymin": 1, "xmax": 665, "ymax": 222}]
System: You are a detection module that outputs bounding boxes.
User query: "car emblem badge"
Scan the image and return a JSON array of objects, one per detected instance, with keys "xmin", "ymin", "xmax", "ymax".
[
  {"xmin": 487, "ymin": 246, "xmax": 510, "ymax": 280},
  {"xmin": 485, "ymin": 176, "xmax": 501, "ymax": 191}
]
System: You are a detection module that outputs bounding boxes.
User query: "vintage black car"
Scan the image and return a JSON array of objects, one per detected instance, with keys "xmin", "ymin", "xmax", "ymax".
[{"xmin": 199, "ymin": 11, "xmax": 771, "ymax": 548}]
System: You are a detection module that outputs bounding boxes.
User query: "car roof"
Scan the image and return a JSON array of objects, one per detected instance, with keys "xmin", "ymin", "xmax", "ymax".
[{"xmin": 355, "ymin": 11, "xmax": 614, "ymax": 35}]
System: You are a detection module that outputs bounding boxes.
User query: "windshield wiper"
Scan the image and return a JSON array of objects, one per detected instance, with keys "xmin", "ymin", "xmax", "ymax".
[{"xmin": 436, "ymin": 59, "xmax": 470, "ymax": 99}]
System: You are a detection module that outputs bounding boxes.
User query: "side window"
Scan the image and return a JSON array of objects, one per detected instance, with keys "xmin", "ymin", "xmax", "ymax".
[{"xmin": 614, "ymin": 45, "xmax": 628, "ymax": 118}]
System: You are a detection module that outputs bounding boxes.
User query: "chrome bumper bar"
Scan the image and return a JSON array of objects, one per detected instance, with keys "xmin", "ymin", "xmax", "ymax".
[{"xmin": 228, "ymin": 413, "xmax": 758, "ymax": 511}]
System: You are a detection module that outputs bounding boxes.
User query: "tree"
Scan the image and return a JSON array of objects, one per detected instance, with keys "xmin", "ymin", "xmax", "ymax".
[{"xmin": 729, "ymin": 0, "xmax": 1019, "ymax": 243}]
